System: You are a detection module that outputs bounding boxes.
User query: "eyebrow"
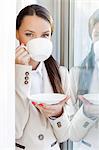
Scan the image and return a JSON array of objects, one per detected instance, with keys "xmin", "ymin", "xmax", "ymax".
[{"xmin": 25, "ymin": 30, "xmax": 50, "ymax": 33}]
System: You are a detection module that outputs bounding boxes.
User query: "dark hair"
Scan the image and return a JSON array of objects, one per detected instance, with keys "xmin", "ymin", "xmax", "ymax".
[
  {"xmin": 88, "ymin": 9, "xmax": 99, "ymax": 39},
  {"xmin": 16, "ymin": 4, "xmax": 64, "ymax": 93},
  {"xmin": 16, "ymin": 4, "xmax": 54, "ymax": 35}
]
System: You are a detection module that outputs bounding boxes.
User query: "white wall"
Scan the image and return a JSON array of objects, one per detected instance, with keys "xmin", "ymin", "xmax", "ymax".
[
  {"xmin": 0, "ymin": 0, "xmax": 15, "ymax": 150},
  {"xmin": 16, "ymin": 0, "xmax": 37, "ymax": 15},
  {"xmin": 16, "ymin": 0, "xmax": 37, "ymax": 47}
]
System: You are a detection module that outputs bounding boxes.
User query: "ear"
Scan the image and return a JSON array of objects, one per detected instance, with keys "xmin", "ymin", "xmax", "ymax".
[{"xmin": 16, "ymin": 30, "xmax": 19, "ymax": 40}]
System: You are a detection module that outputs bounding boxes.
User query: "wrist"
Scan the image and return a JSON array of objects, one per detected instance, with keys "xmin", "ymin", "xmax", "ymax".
[{"xmin": 53, "ymin": 107, "xmax": 64, "ymax": 118}]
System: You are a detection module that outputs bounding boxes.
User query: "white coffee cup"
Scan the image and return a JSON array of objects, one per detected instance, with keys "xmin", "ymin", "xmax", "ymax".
[
  {"xmin": 28, "ymin": 93, "xmax": 67, "ymax": 104},
  {"xmin": 26, "ymin": 38, "xmax": 53, "ymax": 62}
]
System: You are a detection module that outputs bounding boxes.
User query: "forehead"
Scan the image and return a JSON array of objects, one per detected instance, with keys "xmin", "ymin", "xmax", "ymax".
[{"xmin": 20, "ymin": 15, "xmax": 51, "ymax": 32}]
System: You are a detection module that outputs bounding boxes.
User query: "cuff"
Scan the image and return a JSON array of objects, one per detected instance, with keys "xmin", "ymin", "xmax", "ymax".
[
  {"xmin": 48, "ymin": 106, "xmax": 70, "ymax": 130},
  {"xmin": 48, "ymin": 106, "xmax": 70, "ymax": 142},
  {"xmin": 69, "ymin": 105, "xmax": 96, "ymax": 141}
]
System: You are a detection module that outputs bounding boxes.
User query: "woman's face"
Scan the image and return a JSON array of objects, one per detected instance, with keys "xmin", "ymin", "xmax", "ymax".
[
  {"xmin": 16, "ymin": 15, "xmax": 51, "ymax": 45},
  {"xmin": 92, "ymin": 22, "xmax": 99, "ymax": 43}
]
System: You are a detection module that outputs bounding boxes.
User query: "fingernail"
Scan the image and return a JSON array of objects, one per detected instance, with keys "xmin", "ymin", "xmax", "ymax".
[
  {"xmin": 38, "ymin": 103, "xmax": 44, "ymax": 107},
  {"xmin": 32, "ymin": 101, "xmax": 36, "ymax": 105}
]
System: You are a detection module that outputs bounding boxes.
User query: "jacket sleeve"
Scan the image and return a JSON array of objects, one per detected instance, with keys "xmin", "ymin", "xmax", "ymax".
[
  {"xmin": 69, "ymin": 67, "xmax": 96, "ymax": 141},
  {"xmin": 69, "ymin": 105, "xmax": 96, "ymax": 141},
  {"xmin": 15, "ymin": 64, "xmax": 32, "ymax": 99},
  {"xmin": 15, "ymin": 64, "xmax": 32, "ymax": 139},
  {"xmin": 49, "ymin": 66, "xmax": 75, "ymax": 142}
]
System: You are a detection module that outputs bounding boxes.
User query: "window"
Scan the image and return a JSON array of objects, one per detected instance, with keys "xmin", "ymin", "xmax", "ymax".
[{"xmin": 74, "ymin": 0, "xmax": 99, "ymax": 66}]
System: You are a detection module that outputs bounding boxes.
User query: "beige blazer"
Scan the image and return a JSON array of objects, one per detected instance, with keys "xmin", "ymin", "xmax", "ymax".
[
  {"xmin": 15, "ymin": 63, "xmax": 73, "ymax": 150},
  {"xmin": 69, "ymin": 67, "xmax": 99, "ymax": 150}
]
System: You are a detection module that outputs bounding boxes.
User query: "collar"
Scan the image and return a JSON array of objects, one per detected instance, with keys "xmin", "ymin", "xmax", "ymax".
[{"xmin": 32, "ymin": 62, "xmax": 43, "ymax": 77}]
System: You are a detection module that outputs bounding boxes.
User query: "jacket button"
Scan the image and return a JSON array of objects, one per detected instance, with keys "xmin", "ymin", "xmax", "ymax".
[
  {"xmin": 57, "ymin": 122, "xmax": 62, "ymax": 128},
  {"xmin": 38, "ymin": 134, "xmax": 44, "ymax": 140},
  {"xmin": 24, "ymin": 80, "xmax": 28, "ymax": 84},
  {"xmin": 83, "ymin": 122, "xmax": 90, "ymax": 128},
  {"xmin": 25, "ymin": 76, "xmax": 29, "ymax": 80},
  {"xmin": 25, "ymin": 72, "xmax": 29, "ymax": 76}
]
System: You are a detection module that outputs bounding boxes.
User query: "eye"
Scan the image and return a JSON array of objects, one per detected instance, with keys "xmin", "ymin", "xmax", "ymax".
[
  {"xmin": 41, "ymin": 34, "xmax": 50, "ymax": 38},
  {"xmin": 25, "ymin": 33, "xmax": 34, "ymax": 37}
]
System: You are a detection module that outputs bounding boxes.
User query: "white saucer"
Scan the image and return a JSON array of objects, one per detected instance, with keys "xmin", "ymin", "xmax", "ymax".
[
  {"xmin": 28, "ymin": 93, "xmax": 66, "ymax": 104},
  {"xmin": 83, "ymin": 94, "xmax": 99, "ymax": 105}
]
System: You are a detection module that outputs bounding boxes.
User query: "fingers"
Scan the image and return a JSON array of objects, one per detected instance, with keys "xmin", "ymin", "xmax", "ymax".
[
  {"xmin": 59, "ymin": 95, "xmax": 70, "ymax": 105},
  {"xmin": 16, "ymin": 47, "xmax": 26, "ymax": 58},
  {"xmin": 15, "ymin": 45, "xmax": 30, "ymax": 65},
  {"xmin": 16, "ymin": 43, "xmax": 26, "ymax": 53},
  {"xmin": 31, "ymin": 95, "xmax": 71, "ymax": 118},
  {"xmin": 34, "ymin": 103, "xmax": 55, "ymax": 117},
  {"xmin": 31, "ymin": 101, "xmax": 63, "ymax": 118},
  {"xmin": 78, "ymin": 95, "xmax": 92, "ymax": 105},
  {"xmin": 16, "ymin": 50, "xmax": 28, "ymax": 59},
  {"xmin": 32, "ymin": 102, "xmax": 45, "ymax": 113},
  {"xmin": 35, "ymin": 103, "xmax": 55, "ymax": 113}
]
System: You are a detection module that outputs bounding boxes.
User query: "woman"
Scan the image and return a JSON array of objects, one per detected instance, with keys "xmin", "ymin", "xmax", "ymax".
[
  {"xmin": 69, "ymin": 9, "xmax": 99, "ymax": 150},
  {"xmin": 15, "ymin": 4, "xmax": 73, "ymax": 150}
]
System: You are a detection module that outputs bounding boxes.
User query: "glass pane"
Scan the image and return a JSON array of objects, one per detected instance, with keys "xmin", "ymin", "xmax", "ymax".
[{"xmin": 74, "ymin": 0, "xmax": 99, "ymax": 66}]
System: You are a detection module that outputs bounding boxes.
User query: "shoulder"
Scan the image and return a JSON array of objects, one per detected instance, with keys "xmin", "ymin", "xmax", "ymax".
[
  {"xmin": 58, "ymin": 66, "xmax": 69, "ymax": 94},
  {"xmin": 59, "ymin": 66, "xmax": 68, "ymax": 75},
  {"xmin": 70, "ymin": 66, "xmax": 81, "ymax": 72},
  {"xmin": 59, "ymin": 66, "xmax": 69, "ymax": 86},
  {"xmin": 69, "ymin": 66, "xmax": 81, "ymax": 78}
]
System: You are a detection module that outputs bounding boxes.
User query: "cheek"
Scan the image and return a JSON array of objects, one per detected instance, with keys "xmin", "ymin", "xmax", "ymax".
[
  {"xmin": 18, "ymin": 34, "xmax": 28, "ymax": 45},
  {"xmin": 17, "ymin": 30, "xmax": 29, "ymax": 45}
]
